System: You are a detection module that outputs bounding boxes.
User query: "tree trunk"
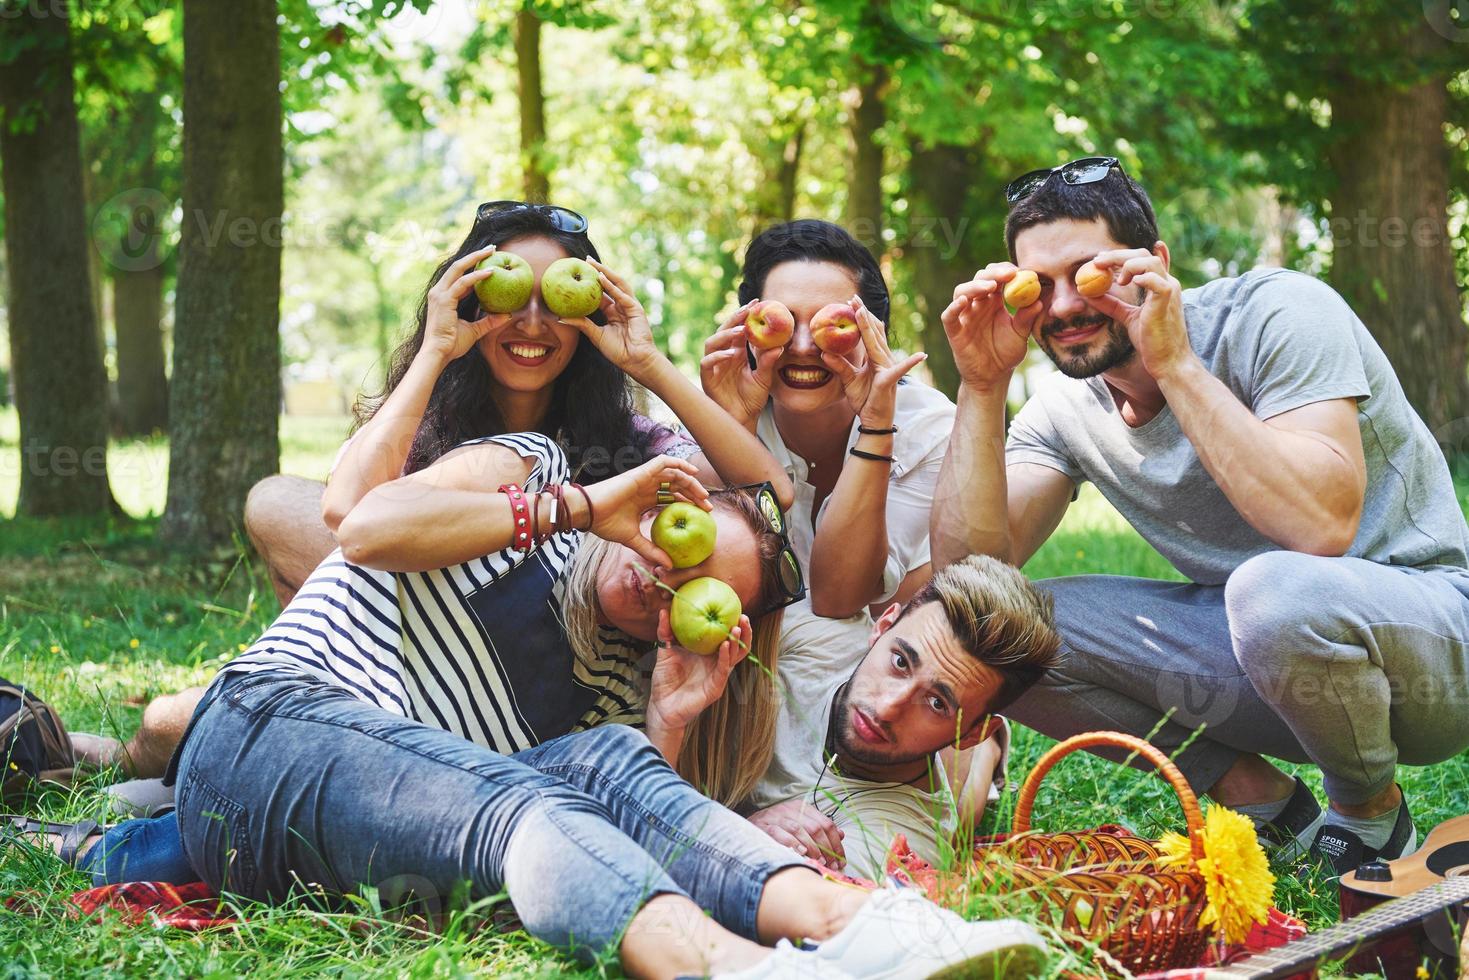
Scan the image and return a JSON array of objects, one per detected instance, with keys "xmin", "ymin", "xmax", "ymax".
[
  {"xmin": 113, "ymin": 241, "xmax": 168, "ymax": 437},
  {"xmin": 750, "ymin": 120, "xmax": 805, "ymax": 233},
  {"xmin": 0, "ymin": 5, "xmax": 115, "ymax": 516},
  {"xmin": 907, "ymin": 141, "xmax": 982, "ymax": 400},
  {"xmin": 516, "ymin": 5, "xmax": 550, "ymax": 204},
  {"xmin": 1327, "ymin": 19, "xmax": 1468, "ymax": 444},
  {"xmin": 845, "ymin": 62, "xmax": 887, "ymax": 257},
  {"xmin": 161, "ymin": 0, "xmax": 282, "ymax": 551}
]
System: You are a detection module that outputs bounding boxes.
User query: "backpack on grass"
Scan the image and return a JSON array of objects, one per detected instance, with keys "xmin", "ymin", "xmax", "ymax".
[{"xmin": 0, "ymin": 677, "xmax": 76, "ymax": 802}]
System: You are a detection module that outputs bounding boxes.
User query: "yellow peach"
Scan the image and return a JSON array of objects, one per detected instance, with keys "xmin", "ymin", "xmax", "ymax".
[
  {"xmin": 1075, "ymin": 261, "xmax": 1112, "ymax": 298},
  {"xmin": 1003, "ymin": 269, "xmax": 1042, "ymax": 309}
]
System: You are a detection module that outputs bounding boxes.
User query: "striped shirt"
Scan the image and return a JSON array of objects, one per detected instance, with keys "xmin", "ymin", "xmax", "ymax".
[{"xmin": 219, "ymin": 432, "xmax": 651, "ymax": 754}]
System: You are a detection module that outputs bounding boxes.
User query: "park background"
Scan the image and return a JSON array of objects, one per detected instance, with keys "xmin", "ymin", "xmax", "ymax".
[{"xmin": 1, "ymin": 0, "xmax": 1468, "ymax": 975}]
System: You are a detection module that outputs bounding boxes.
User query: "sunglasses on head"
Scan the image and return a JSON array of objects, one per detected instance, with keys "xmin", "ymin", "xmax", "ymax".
[
  {"xmin": 1004, "ymin": 156, "xmax": 1124, "ymax": 205},
  {"xmin": 726, "ymin": 481, "xmax": 806, "ymax": 614},
  {"xmin": 475, "ymin": 200, "xmax": 589, "ymax": 234}
]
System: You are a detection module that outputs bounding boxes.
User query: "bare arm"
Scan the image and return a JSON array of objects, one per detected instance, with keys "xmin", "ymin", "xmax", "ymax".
[
  {"xmin": 565, "ymin": 260, "xmax": 794, "ymax": 508},
  {"xmin": 322, "ymin": 243, "xmax": 509, "ymax": 531},
  {"xmin": 639, "ymin": 357, "xmax": 794, "ymax": 506},
  {"xmin": 338, "ymin": 443, "xmax": 708, "ymax": 572},
  {"xmin": 1088, "ymin": 248, "xmax": 1366, "ymax": 555},
  {"xmin": 808, "ymin": 298, "xmax": 928, "ymax": 616},
  {"xmin": 335, "ymin": 442, "xmax": 538, "ymax": 571},
  {"xmin": 1159, "ymin": 369, "xmax": 1364, "ymax": 553}
]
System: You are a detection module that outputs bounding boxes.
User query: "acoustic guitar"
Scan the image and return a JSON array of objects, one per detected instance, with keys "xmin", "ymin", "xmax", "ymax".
[{"xmin": 1201, "ymin": 816, "xmax": 1469, "ymax": 979}]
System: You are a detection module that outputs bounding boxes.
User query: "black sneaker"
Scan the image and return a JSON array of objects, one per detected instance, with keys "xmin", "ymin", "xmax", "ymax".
[
  {"xmin": 1311, "ymin": 788, "xmax": 1417, "ymax": 877},
  {"xmin": 1256, "ymin": 776, "xmax": 1325, "ymax": 862}
]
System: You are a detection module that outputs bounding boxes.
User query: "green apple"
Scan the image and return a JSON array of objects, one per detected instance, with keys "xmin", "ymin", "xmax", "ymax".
[
  {"xmin": 670, "ymin": 577, "xmax": 743, "ymax": 656},
  {"xmin": 540, "ymin": 257, "xmax": 603, "ymax": 318},
  {"xmin": 650, "ymin": 502, "xmax": 717, "ymax": 568},
  {"xmin": 473, "ymin": 251, "xmax": 535, "ymax": 313}
]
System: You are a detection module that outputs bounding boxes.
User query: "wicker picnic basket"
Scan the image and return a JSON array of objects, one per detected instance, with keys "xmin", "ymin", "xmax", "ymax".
[{"xmin": 972, "ymin": 731, "xmax": 1212, "ymax": 975}]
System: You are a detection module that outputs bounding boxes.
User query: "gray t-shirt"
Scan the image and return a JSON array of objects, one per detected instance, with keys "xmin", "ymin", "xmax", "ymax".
[{"xmin": 1006, "ymin": 268, "xmax": 1469, "ymax": 585}]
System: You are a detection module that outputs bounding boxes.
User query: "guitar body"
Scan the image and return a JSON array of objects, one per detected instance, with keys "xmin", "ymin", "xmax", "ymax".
[{"xmin": 1339, "ymin": 816, "xmax": 1469, "ymax": 978}]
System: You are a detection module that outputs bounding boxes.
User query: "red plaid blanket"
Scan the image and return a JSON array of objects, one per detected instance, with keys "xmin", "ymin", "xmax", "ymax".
[{"xmin": 6, "ymin": 880, "xmax": 235, "ymax": 930}]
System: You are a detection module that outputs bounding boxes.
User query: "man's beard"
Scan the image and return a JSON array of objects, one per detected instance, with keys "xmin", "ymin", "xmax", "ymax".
[
  {"xmin": 1037, "ymin": 314, "xmax": 1136, "ymax": 379},
  {"xmin": 829, "ymin": 680, "xmax": 932, "ymax": 769}
]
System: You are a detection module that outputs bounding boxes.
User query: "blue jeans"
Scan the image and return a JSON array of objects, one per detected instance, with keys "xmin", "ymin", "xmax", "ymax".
[
  {"xmin": 77, "ymin": 811, "xmax": 194, "ymax": 887},
  {"xmin": 173, "ymin": 670, "xmax": 806, "ymax": 959}
]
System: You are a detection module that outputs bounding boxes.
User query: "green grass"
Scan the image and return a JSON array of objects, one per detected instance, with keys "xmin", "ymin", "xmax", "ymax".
[{"xmin": 0, "ymin": 411, "xmax": 1465, "ymax": 976}]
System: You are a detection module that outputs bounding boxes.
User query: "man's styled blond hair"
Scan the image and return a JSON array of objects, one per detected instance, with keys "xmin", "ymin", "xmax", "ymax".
[{"xmin": 897, "ymin": 554, "xmax": 1062, "ymax": 713}]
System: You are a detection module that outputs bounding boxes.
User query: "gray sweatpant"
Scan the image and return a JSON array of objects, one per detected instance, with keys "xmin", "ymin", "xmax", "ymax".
[{"xmin": 1008, "ymin": 550, "xmax": 1469, "ymax": 805}]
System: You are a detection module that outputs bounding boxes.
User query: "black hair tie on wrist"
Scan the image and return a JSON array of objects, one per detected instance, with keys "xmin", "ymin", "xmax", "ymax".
[
  {"xmin": 849, "ymin": 447, "xmax": 895, "ymax": 464},
  {"xmin": 857, "ymin": 424, "xmax": 898, "ymax": 435}
]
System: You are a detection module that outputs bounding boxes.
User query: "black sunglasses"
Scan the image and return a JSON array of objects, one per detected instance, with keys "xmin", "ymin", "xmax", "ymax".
[
  {"xmin": 727, "ymin": 482, "xmax": 806, "ymax": 614},
  {"xmin": 475, "ymin": 200, "xmax": 589, "ymax": 234},
  {"xmin": 1004, "ymin": 156, "xmax": 1124, "ymax": 205}
]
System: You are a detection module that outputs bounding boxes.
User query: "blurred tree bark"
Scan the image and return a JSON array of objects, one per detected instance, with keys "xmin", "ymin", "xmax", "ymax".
[
  {"xmin": 752, "ymin": 120, "xmax": 805, "ymax": 230},
  {"xmin": 0, "ymin": 3, "xmax": 116, "ymax": 516},
  {"xmin": 845, "ymin": 62, "xmax": 887, "ymax": 257},
  {"xmin": 908, "ymin": 141, "xmax": 982, "ymax": 400},
  {"xmin": 1326, "ymin": 18, "xmax": 1467, "ymax": 439},
  {"xmin": 516, "ymin": 5, "xmax": 549, "ymax": 203},
  {"xmin": 161, "ymin": 0, "xmax": 282, "ymax": 551},
  {"xmin": 112, "ymin": 190, "xmax": 168, "ymax": 437}
]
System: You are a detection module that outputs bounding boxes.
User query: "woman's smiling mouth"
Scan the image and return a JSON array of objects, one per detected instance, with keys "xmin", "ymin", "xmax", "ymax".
[
  {"xmin": 779, "ymin": 365, "xmax": 832, "ymax": 389},
  {"xmin": 502, "ymin": 342, "xmax": 555, "ymax": 366}
]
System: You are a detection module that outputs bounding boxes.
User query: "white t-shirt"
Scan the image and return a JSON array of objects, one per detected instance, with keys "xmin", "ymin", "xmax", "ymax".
[{"xmin": 756, "ymin": 379, "xmax": 956, "ymax": 604}]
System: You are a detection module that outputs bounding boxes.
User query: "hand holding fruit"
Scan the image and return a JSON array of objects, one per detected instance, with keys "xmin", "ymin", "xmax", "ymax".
[
  {"xmin": 701, "ymin": 301, "xmax": 782, "ymax": 428},
  {"xmin": 1002, "ymin": 269, "xmax": 1041, "ymax": 310},
  {"xmin": 581, "ymin": 455, "xmax": 710, "ymax": 568},
  {"xmin": 1081, "ymin": 247, "xmax": 1193, "ymax": 378},
  {"xmin": 647, "ymin": 606, "xmax": 751, "ymax": 733},
  {"xmin": 819, "ymin": 297, "xmax": 927, "ymax": 428},
  {"xmin": 555, "ymin": 257, "xmax": 665, "ymax": 380},
  {"xmin": 941, "ymin": 262, "xmax": 1041, "ymax": 393},
  {"xmin": 422, "ymin": 244, "xmax": 513, "ymax": 364}
]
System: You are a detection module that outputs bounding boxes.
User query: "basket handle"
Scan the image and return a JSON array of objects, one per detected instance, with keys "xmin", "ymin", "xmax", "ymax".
[{"xmin": 1011, "ymin": 731, "xmax": 1205, "ymax": 861}]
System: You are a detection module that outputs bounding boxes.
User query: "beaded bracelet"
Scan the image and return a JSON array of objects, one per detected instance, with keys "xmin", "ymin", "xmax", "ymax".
[{"xmin": 499, "ymin": 484, "xmax": 533, "ymax": 552}]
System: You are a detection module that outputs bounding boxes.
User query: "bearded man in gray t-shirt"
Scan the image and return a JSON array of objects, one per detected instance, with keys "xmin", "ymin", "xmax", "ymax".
[{"xmin": 931, "ymin": 157, "xmax": 1469, "ymax": 876}]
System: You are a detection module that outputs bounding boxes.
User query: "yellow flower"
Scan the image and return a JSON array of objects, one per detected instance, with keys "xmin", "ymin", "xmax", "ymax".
[
  {"xmin": 129, "ymin": 638, "xmax": 140, "ymax": 649},
  {"xmin": 49, "ymin": 645, "xmax": 60, "ymax": 654},
  {"xmin": 237, "ymin": 643, "xmax": 247, "ymax": 652},
  {"xmin": 1159, "ymin": 805, "xmax": 1275, "ymax": 945},
  {"xmin": 1416, "ymin": 967, "xmax": 1430, "ymax": 980}
]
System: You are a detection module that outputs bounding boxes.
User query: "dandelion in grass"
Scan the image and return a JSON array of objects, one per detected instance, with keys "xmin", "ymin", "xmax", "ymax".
[
  {"xmin": 1158, "ymin": 804, "xmax": 1274, "ymax": 945},
  {"xmin": 49, "ymin": 645, "xmax": 59, "ymax": 654},
  {"xmin": 129, "ymin": 638, "xmax": 140, "ymax": 649}
]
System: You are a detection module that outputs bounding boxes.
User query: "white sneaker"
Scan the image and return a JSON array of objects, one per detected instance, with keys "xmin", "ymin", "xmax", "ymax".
[
  {"xmin": 708, "ymin": 938, "xmax": 856, "ymax": 979},
  {"xmin": 811, "ymin": 887, "xmax": 1048, "ymax": 979}
]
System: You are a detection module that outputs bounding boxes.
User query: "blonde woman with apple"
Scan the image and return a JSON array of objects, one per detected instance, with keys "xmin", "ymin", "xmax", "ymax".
[{"xmin": 66, "ymin": 438, "xmax": 1051, "ymax": 979}]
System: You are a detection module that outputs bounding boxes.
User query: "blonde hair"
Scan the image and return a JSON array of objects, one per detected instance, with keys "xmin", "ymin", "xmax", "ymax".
[
  {"xmin": 561, "ymin": 490, "xmax": 787, "ymax": 807},
  {"xmin": 898, "ymin": 554, "xmax": 1062, "ymax": 713}
]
